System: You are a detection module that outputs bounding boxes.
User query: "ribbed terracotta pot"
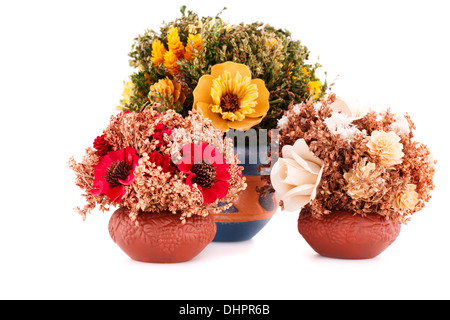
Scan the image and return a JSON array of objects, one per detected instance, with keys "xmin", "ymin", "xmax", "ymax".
[
  {"xmin": 108, "ymin": 207, "xmax": 216, "ymax": 263},
  {"xmin": 298, "ymin": 208, "xmax": 401, "ymax": 259}
]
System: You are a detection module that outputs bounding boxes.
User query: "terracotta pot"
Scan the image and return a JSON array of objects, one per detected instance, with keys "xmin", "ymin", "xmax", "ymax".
[
  {"xmin": 298, "ymin": 208, "xmax": 401, "ymax": 259},
  {"xmin": 108, "ymin": 207, "xmax": 216, "ymax": 263}
]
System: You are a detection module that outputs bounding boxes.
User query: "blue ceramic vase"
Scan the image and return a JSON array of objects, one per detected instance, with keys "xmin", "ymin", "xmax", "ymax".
[{"xmin": 212, "ymin": 143, "xmax": 278, "ymax": 242}]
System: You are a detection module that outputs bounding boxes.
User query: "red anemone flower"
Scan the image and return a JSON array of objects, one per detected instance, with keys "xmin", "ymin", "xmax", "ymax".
[
  {"xmin": 177, "ymin": 143, "xmax": 230, "ymax": 204},
  {"xmin": 91, "ymin": 147, "xmax": 140, "ymax": 202}
]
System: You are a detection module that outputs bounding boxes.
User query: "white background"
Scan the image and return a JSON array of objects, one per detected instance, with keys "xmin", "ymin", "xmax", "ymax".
[{"xmin": 1, "ymin": 0, "xmax": 449, "ymax": 300}]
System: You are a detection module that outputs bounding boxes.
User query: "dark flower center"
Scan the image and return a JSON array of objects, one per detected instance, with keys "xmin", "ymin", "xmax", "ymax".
[
  {"xmin": 220, "ymin": 93, "xmax": 240, "ymax": 113},
  {"xmin": 106, "ymin": 161, "xmax": 132, "ymax": 188},
  {"xmin": 192, "ymin": 163, "xmax": 217, "ymax": 189}
]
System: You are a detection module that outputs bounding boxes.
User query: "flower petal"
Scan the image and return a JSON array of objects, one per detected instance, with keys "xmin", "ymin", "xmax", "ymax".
[
  {"xmin": 310, "ymin": 166, "xmax": 324, "ymax": 201},
  {"xmin": 211, "ymin": 180, "xmax": 230, "ymax": 199},
  {"xmin": 280, "ymin": 158, "xmax": 318, "ymax": 186},
  {"xmin": 106, "ymin": 185, "xmax": 125, "ymax": 202},
  {"xmin": 270, "ymin": 161, "xmax": 293, "ymax": 195},
  {"xmin": 185, "ymin": 173, "xmax": 196, "ymax": 190},
  {"xmin": 245, "ymin": 79, "xmax": 270, "ymax": 118},
  {"xmin": 281, "ymin": 193, "xmax": 312, "ymax": 212},
  {"xmin": 91, "ymin": 176, "xmax": 109, "ymax": 195},
  {"xmin": 94, "ymin": 155, "xmax": 113, "ymax": 176},
  {"xmin": 215, "ymin": 164, "xmax": 230, "ymax": 180},
  {"xmin": 279, "ymin": 184, "xmax": 316, "ymax": 211},
  {"xmin": 282, "ymin": 139, "xmax": 322, "ymax": 174},
  {"xmin": 226, "ymin": 115, "xmax": 263, "ymax": 130},
  {"xmin": 211, "ymin": 61, "xmax": 252, "ymax": 79},
  {"xmin": 118, "ymin": 172, "xmax": 135, "ymax": 186},
  {"xmin": 177, "ymin": 160, "xmax": 193, "ymax": 174},
  {"xmin": 108, "ymin": 148, "xmax": 126, "ymax": 163},
  {"xmin": 201, "ymin": 187, "xmax": 219, "ymax": 204},
  {"xmin": 196, "ymin": 102, "xmax": 230, "ymax": 132},
  {"xmin": 193, "ymin": 75, "xmax": 214, "ymax": 107}
]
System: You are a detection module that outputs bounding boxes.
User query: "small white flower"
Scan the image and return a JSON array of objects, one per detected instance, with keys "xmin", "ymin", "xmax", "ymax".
[
  {"xmin": 324, "ymin": 112, "xmax": 353, "ymax": 132},
  {"xmin": 336, "ymin": 126, "xmax": 367, "ymax": 143},
  {"xmin": 292, "ymin": 104, "xmax": 302, "ymax": 114},
  {"xmin": 389, "ymin": 115, "xmax": 410, "ymax": 138},
  {"xmin": 325, "ymin": 96, "xmax": 371, "ymax": 143},
  {"xmin": 277, "ymin": 115, "xmax": 289, "ymax": 130},
  {"xmin": 330, "ymin": 97, "xmax": 370, "ymax": 119}
]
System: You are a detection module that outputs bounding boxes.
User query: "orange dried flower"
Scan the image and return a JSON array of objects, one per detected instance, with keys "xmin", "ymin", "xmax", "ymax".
[
  {"xmin": 184, "ymin": 33, "xmax": 202, "ymax": 60},
  {"xmin": 149, "ymin": 77, "xmax": 185, "ymax": 108},
  {"xmin": 167, "ymin": 27, "xmax": 185, "ymax": 59},
  {"xmin": 151, "ymin": 39, "xmax": 167, "ymax": 66},
  {"xmin": 163, "ymin": 50, "xmax": 180, "ymax": 74}
]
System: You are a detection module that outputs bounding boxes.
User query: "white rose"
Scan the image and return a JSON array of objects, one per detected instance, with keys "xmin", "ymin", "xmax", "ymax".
[{"xmin": 270, "ymin": 139, "xmax": 324, "ymax": 212}]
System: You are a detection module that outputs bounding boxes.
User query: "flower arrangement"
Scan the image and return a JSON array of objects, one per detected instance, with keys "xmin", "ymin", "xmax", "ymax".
[
  {"xmin": 68, "ymin": 107, "xmax": 246, "ymax": 223},
  {"xmin": 119, "ymin": 6, "xmax": 326, "ymax": 132},
  {"xmin": 267, "ymin": 94, "xmax": 436, "ymax": 224}
]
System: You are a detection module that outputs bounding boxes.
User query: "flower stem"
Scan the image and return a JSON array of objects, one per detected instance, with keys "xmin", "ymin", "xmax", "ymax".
[{"xmin": 269, "ymin": 99, "xmax": 282, "ymax": 105}]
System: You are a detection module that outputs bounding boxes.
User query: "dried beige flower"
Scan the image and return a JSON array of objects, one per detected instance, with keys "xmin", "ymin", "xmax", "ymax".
[
  {"xmin": 344, "ymin": 159, "xmax": 385, "ymax": 200},
  {"xmin": 392, "ymin": 184, "xmax": 419, "ymax": 211},
  {"xmin": 367, "ymin": 130, "xmax": 404, "ymax": 169}
]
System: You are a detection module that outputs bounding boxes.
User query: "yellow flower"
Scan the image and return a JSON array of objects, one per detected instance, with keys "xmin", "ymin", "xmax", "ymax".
[
  {"xmin": 121, "ymin": 77, "xmax": 135, "ymax": 105},
  {"xmin": 392, "ymin": 184, "xmax": 419, "ymax": 211},
  {"xmin": 151, "ymin": 39, "xmax": 167, "ymax": 66},
  {"xmin": 188, "ymin": 24, "xmax": 197, "ymax": 34},
  {"xmin": 167, "ymin": 27, "xmax": 185, "ymax": 59},
  {"xmin": 367, "ymin": 130, "xmax": 404, "ymax": 169},
  {"xmin": 265, "ymin": 37, "xmax": 278, "ymax": 50},
  {"xmin": 193, "ymin": 61, "xmax": 270, "ymax": 131},
  {"xmin": 308, "ymin": 80, "xmax": 322, "ymax": 99},
  {"xmin": 225, "ymin": 25, "xmax": 234, "ymax": 33},
  {"xmin": 148, "ymin": 77, "xmax": 185, "ymax": 108},
  {"xmin": 184, "ymin": 33, "xmax": 202, "ymax": 60},
  {"xmin": 163, "ymin": 50, "xmax": 180, "ymax": 74}
]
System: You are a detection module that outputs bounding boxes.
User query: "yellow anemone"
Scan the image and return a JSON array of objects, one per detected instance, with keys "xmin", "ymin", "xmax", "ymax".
[{"xmin": 193, "ymin": 62, "xmax": 270, "ymax": 131}]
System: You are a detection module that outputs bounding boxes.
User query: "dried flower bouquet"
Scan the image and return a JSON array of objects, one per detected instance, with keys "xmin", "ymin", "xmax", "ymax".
[
  {"xmin": 68, "ymin": 107, "xmax": 246, "ymax": 223},
  {"xmin": 267, "ymin": 94, "xmax": 436, "ymax": 224},
  {"xmin": 119, "ymin": 6, "xmax": 326, "ymax": 132}
]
